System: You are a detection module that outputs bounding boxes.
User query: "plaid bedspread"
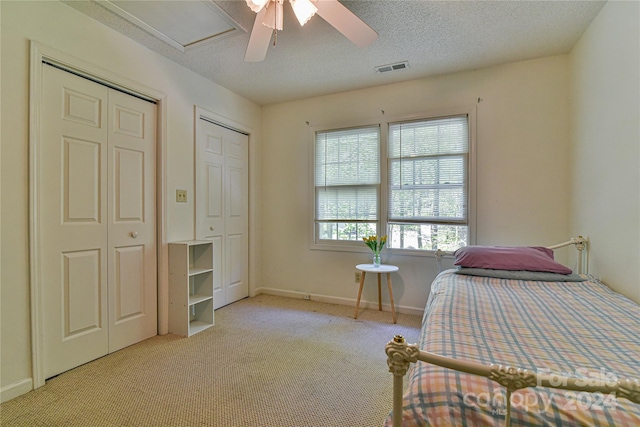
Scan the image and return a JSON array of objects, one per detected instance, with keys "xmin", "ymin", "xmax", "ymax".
[{"xmin": 384, "ymin": 270, "xmax": 640, "ymax": 426}]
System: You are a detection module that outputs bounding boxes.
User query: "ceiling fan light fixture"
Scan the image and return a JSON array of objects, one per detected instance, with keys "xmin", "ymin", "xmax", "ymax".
[
  {"xmin": 261, "ymin": 0, "xmax": 284, "ymax": 31},
  {"xmin": 246, "ymin": 0, "xmax": 270, "ymax": 13},
  {"xmin": 244, "ymin": 0, "xmax": 378, "ymax": 62},
  {"xmin": 290, "ymin": 0, "xmax": 318, "ymax": 26}
]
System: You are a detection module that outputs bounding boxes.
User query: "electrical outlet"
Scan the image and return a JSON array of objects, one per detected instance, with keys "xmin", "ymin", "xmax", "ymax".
[
  {"xmin": 355, "ymin": 271, "xmax": 362, "ymax": 282},
  {"xmin": 303, "ymin": 293, "xmax": 311, "ymax": 300},
  {"xmin": 176, "ymin": 189, "xmax": 187, "ymax": 203}
]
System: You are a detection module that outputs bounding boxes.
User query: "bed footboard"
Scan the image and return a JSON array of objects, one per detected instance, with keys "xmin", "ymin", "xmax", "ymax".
[{"xmin": 385, "ymin": 335, "xmax": 640, "ymax": 427}]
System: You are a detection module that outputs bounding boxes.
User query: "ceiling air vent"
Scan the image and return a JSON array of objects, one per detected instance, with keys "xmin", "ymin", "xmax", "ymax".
[{"xmin": 375, "ymin": 61, "xmax": 409, "ymax": 74}]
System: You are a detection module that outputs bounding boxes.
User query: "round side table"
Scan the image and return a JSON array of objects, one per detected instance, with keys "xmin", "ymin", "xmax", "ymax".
[{"xmin": 354, "ymin": 263, "xmax": 398, "ymax": 323}]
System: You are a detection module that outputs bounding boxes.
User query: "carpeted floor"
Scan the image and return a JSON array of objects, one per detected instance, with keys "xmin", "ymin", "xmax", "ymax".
[{"xmin": 1, "ymin": 294, "xmax": 422, "ymax": 427}]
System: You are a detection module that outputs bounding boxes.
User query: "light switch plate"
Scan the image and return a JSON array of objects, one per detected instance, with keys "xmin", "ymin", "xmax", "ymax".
[{"xmin": 176, "ymin": 189, "xmax": 187, "ymax": 203}]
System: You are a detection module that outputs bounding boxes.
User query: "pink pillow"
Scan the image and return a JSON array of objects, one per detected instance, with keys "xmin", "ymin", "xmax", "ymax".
[{"xmin": 453, "ymin": 246, "xmax": 572, "ymax": 274}]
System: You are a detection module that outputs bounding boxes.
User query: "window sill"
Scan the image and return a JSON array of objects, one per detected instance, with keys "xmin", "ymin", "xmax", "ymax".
[{"xmin": 310, "ymin": 242, "xmax": 454, "ymax": 258}]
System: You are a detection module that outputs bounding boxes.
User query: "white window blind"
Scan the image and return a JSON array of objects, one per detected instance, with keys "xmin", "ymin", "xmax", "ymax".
[
  {"xmin": 315, "ymin": 126, "xmax": 380, "ymax": 241},
  {"xmin": 388, "ymin": 116, "xmax": 469, "ymax": 251}
]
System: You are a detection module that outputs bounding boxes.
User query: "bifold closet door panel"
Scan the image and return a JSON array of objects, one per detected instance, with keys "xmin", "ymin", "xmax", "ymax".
[
  {"xmin": 40, "ymin": 65, "xmax": 110, "ymax": 378},
  {"xmin": 107, "ymin": 89, "xmax": 157, "ymax": 352}
]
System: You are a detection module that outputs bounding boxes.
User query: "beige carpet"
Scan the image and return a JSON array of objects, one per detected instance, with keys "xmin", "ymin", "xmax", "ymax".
[{"xmin": 1, "ymin": 294, "xmax": 422, "ymax": 427}]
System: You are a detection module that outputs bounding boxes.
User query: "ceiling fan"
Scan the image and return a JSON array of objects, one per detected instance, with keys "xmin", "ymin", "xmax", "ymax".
[{"xmin": 244, "ymin": 0, "xmax": 378, "ymax": 62}]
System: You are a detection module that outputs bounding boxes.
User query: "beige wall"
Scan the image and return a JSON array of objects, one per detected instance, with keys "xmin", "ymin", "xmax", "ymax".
[
  {"xmin": 258, "ymin": 55, "xmax": 572, "ymax": 311},
  {"xmin": 1, "ymin": 1, "xmax": 262, "ymax": 401},
  {"xmin": 569, "ymin": 0, "xmax": 640, "ymax": 304}
]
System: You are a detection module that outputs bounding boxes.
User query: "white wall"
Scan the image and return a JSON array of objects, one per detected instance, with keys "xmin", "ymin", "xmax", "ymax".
[
  {"xmin": 259, "ymin": 55, "xmax": 572, "ymax": 312},
  {"xmin": 1, "ymin": 0, "xmax": 262, "ymax": 401},
  {"xmin": 569, "ymin": 0, "xmax": 640, "ymax": 304}
]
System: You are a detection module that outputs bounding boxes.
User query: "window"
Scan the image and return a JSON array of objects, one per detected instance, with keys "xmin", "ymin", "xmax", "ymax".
[
  {"xmin": 312, "ymin": 109, "xmax": 474, "ymax": 253},
  {"xmin": 388, "ymin": 116, "xmax": 470, "ymax": 251},
  {"xmin": 314, "ymin": 126, "xmax": 380, "ymax": 242}
]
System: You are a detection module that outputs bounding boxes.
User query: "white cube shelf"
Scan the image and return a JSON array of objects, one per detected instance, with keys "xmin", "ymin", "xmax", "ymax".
[{"xmin": 169, "ymin": 240, "xmax": 214, "ymax": 336}]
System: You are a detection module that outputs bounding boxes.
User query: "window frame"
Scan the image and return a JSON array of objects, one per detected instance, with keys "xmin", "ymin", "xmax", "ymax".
[
  {"xmin": 310, "ymin": 106, "xmax": 476, "ymax": 255},
  {"xmin": 310, "ymin": 121, "xmax": 382, "ymax": 252},
  {"xmin": 385, "ymin": 111, "xmax": 475, "ymax": 253}
]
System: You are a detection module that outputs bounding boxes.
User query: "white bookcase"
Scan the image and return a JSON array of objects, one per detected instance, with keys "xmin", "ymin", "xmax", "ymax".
[{"xmin": 169, "ymin": 240, "xmax": 214, "ymax": 336}]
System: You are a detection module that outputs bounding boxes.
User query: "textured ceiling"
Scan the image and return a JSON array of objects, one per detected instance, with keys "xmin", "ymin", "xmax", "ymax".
[{"xmin": 62, "ymin": 0, "xmax": 606, "ymax": 106}]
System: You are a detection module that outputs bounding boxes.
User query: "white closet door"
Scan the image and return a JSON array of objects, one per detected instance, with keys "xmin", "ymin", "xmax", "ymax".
[
  {"xmin": 107, "ymin": 90, "xmax": 157, "ymax": 352},
  {"xmin": 196, "ymin": 118, "xmax": 248, "ymax": 309},
  {"xmin": 41, "ymin": 65, "xmax": 110, "ymax": 378},
  {"xmin": 39, "ymin": 65, "xmax": 157, "ymax": 379},
  {"xmin": 223, "ymin": 129, "xmax": 249, "ymax": 305}
]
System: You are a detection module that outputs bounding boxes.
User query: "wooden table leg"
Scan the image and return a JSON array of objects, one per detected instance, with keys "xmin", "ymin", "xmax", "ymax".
[
  {"xmin": 387, "ymin": 272, "xmax": 396, "ymax": 324},
  {"xmin": 354, "ymin": 271, "xmax": 366, "ymax": 319},
  {"xmin": 377, "ymin": 273, "xmax": 382, "ymax": 311}
]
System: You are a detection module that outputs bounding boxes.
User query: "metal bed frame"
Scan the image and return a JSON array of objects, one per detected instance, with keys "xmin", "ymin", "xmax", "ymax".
[{"xmin": 385, "ymin": 237, "xmax": 640, "ymax": 427}]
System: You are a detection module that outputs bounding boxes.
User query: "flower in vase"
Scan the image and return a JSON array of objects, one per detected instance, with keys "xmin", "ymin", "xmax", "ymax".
[{"xmin": 363, "ymin": 235, "xmax": 387, "ymax": 254}]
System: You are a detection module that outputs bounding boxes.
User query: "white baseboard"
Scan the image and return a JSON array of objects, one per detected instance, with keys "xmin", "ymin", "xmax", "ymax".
[
  {"xmin": 1, "ymin": 378, "xmax": 33, "ymax": 403},
  {"xmin": 254, "ymin": 287, "xmax": 424, "ymax": 317}
]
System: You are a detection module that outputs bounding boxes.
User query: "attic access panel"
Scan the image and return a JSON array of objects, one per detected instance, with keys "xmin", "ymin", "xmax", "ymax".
[{"xmin": 101, "ymin": 0, "xmax": 245, "ymax": 52}]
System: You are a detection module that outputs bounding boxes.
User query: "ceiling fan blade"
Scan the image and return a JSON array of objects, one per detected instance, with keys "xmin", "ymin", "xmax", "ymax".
[
  {"xmin": 314, "ymin": 0, "xmax": 377, "ymax": 48},
  {"xmin": 244, "ymin": 7, "xmax": 274, "ymax": 62}
]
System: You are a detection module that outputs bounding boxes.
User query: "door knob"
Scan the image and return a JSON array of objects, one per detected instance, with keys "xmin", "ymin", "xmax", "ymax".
[
  {"xmin": 130, "ymin": 231, "xmax": 138, "ymax": 238},
  {"xmin": 209, "ymin": 226, "xmax": 215, "ymax": 231}
]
